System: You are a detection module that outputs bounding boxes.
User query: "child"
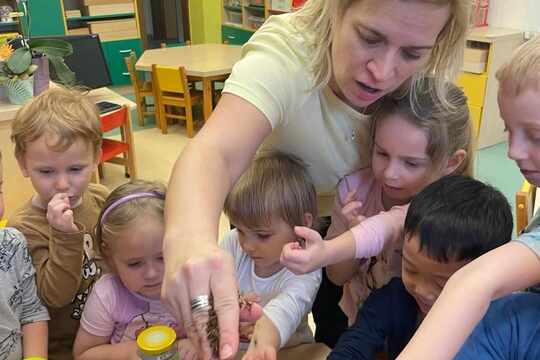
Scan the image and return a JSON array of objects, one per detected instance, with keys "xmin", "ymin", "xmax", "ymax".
[
  {"xmin": 328, "ymin": 175, "xmax": 513, "ymax": 359},
  {"xmin": 281, "ymin": 78, "xmax": 473, "ymax": 325},
  {"xmin": 72, "ymin": 180, "xmax": 198, "ymax": 360},
  {"xmin": 397, "ymin": 35, "xmax": 540, "ymax": 360},
  {"xmin": 0, "ymin": 151, "xmax": 49, "ymax": 359},
  {"xmin": 221, "ymin": 151, "xmax": 323, "ymax": 359},
  {"xmin": 8, "ymin": 87, "xmax": 109, "ymax": 359}
]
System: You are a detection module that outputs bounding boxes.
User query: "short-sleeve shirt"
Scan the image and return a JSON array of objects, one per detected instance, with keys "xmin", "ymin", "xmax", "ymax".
[
  {"xmin": 0, "ymin": 228, "xmax": 49, "ymax": 360},
  {"xmin": 80, "ymin": 274, "xmax": 185, "ymax": 343},
  {"xmin": 515, "ymin": 211, "xmax": 540, "ymax": 256},
  {"xmin": 219, "ymin": 229, "xmax": 321, "ymax": 348},
  {"xmin": 224, "ymin": 13, "xmax": 371, "ymax": 215}
]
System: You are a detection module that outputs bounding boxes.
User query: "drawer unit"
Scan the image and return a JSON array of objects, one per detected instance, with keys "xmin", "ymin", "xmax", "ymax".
[
  {"xmin": 101, "ymin": 38, "xmax": 142, "ymax": 86},
  {"xmin": 457, "ymin": 72, "xmax": 487, "ymax": 107},
  {"xmin": 222, "ymin": 25, "xmax": 254, "ymax": 45}
]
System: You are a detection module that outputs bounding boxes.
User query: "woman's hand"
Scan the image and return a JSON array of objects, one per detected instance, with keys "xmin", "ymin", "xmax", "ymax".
[
  {"xmin": 162, "ymin": 241, "xmax": 240, "ymax": 360},
  {"xmin": 280, "ymin": 226, "xmax": 327, "ymax": 274}
]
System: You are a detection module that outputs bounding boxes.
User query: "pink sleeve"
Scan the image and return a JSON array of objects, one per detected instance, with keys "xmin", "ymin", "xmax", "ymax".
[
  {"xmin": 80, "ymin": 276, "xmax": 116, "ymax": 338},
  {"xmin": 351, "ymin": 205, "xmax": 408, "ymax": 259}
]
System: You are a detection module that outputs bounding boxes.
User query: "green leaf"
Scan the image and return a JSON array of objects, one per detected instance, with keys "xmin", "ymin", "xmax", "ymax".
[
  {"xmin": 6, "ymin": 47, "xmax": 32, "ymax": 74},
  {"xmin": 28, "ymin": 38, "xmax": 73, "ymax": 58},
  {"xmin": 48, "ymin": 56, "xmax": 76, "ymax": 85}
]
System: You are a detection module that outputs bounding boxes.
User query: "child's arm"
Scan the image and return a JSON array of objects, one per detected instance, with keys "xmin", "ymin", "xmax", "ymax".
[
  {"xmin": 8, "ymin": 194, "xmax": 88, "ymax": 307},
  {"xmin": 73, "ymin": 328, "xmax": 138, "ymax": 360},
  {"xmin": 281, "ymin": 206, "xmax": 406, "ymax": 275},
  {"xmin": 397, "ymin": 241, "xmax": 540, "ymax": 359},
  {"xmin": 22, "ymin": 321, "xmax": 48, "ymax": 358},
  {"xmin": 243, "ymin": 315, "xmax": 281, "ymax": 360}
]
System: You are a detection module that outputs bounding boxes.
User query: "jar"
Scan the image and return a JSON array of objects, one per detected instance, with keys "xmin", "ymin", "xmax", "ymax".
[{"xmin": 137, "ymin": 325, "xmax": 179, "ymax": 360}]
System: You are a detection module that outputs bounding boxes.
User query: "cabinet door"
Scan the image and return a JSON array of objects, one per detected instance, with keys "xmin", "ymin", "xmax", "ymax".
[
  {"xmin": 102, "ymin": 39, "xmax": 142, "ymax": 86},
  {"xmin": 222, "ymin": 25, "xmax": 253, "ymax": 45},
  {"xmin": 24, "ymin": 0, "xmax": 65, "ymax": 36}
]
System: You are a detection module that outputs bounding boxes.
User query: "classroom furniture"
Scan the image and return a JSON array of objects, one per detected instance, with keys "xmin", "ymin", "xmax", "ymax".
[
  {"xmin": 20, "ymin": 0, "xmax": 143, "ymax": 86},
  {"xmin": 456, "ymin": 27, "xmax": 523, "ymax": 148},
  {"xmin": 516, "ymin": 180, "xmax": 537, "ymax": 235},
  {"xmin": 0, "ymin": 85, "xmax": 136, "ymax": 219},
  {"xmin": 136, "ymin": 43, "xmax": 242, "ymax": 121},
  {"xmin": 152, "ymin": 64, "xmax": 202, "ymax": 137},
  {"xmin": 221, "ymin": 0, "xmax": 305, "ymax": 45},
  {"xmin": 124, "ymin": 51, "xmax": 154, "ymax": 126},
  {"xmin": 99, "ymin": 105, "xmax": 137, "ymax": 180}
]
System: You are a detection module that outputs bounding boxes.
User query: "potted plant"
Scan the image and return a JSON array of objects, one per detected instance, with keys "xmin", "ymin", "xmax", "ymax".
[{"xmin": 0, "ymin": 37, "xmax": 75, "ymax": 104}]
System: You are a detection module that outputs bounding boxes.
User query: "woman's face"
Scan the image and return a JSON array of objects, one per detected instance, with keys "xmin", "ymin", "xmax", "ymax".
[{"xmin": 330, "ymin": 0, "xmax": 451, "ymax": 109}]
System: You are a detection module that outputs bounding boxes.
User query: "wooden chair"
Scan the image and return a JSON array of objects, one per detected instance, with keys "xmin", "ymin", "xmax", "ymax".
[
  {"xmin": 98, "ymin": 106, "xmax": 137, "ymax": 180},
  {"xmin": 516, "ymin": 180, "xmax": 537, "ymax": 235},
  {"xmin": 152, "ymin": 64, "xmax": 202, "ymax": 137},
  {"xmin": 124, "ymin": 52, "xmax": 155, "ymax": 127}
]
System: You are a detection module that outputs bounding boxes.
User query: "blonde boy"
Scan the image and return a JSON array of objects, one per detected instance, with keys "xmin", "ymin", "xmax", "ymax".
[
  {"xmin": 0, "ymin": 151, "xmax": 49, "ymax": 359},
  {"xmin": 397, "ymin": 35, "xmax": 540, "ymax": 359},
  {"xmin": 9, "ymin": 87, "xmax": 109, "ymax": 360}
]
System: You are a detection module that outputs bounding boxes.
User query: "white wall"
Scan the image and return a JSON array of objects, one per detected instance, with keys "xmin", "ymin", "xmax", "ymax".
[{"xmin": 488, "ymin": 0, "xmax": 540, "ymax": 31}]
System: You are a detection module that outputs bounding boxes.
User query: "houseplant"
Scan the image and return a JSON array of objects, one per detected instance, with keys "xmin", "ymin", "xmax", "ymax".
[{"xmin": 0, "ymin": 37, "xmax": 75, "ymax": 104}]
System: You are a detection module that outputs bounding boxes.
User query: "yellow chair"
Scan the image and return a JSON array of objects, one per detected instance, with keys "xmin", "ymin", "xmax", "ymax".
[
  {"xmin": 152, "ymin": 64, "xmax": 202, "ymax": 137},
  {"xmin": 124, "ymin": 52, "xmax": 155, "ymax": 127},
  {"xmin": 516, "ymin": 180, "xmax": 537, "ymax": 235}
]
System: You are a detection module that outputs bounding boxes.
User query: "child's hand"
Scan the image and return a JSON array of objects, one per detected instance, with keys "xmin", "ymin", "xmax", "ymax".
[
  {"xmin": 341, "ymin": 191, "xmax": 365, "ymax": 228},
  {"xmin": 177, "ymin": 338, "xmax": 198, "ymax": 360},
  {"xmin": 242, "ymin": 342, "xmax": 277, "ymax": 360},
  {"xmin": 46, "ymin": 193, "xmax": 78, "ymax": 233},
  {"xmin": 239, "ymin": 322, "xmax": 255, "ymax": 341},
  {"xmin": 239, "ymin": 292, "xmax": 263, "ymax": 324},
  {"xmin": 280, "ymin": 226, "xmax": 326, "ymax": 275}
]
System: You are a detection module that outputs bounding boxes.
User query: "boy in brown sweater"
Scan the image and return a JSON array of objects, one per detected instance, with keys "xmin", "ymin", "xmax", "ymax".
[{"xmin": 8, "ymin": 87, "xmax": 109, "ymax": 360}]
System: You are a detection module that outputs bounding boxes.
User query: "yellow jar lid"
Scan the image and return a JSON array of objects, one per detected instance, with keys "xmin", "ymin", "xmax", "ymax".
[{"xmin": 137, "ymin": 325, "xmax": 177, "ymax": 355}]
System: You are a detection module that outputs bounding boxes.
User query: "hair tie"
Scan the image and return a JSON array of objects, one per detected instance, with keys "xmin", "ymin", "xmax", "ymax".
[{"xmin": 100, "ymin": 191, "xmax": 165, "ymax": 226}]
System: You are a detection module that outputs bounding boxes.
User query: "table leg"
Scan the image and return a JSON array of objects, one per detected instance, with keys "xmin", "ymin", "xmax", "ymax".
[{"xmin": 202, "ymin": 77, "xmax": 213, "ymax": 122}]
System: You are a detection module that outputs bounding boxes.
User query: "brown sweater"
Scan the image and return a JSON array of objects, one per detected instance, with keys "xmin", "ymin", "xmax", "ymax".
[{"xmin": 8, "ymin": 183, "xmax": 110, "ymax": 360}]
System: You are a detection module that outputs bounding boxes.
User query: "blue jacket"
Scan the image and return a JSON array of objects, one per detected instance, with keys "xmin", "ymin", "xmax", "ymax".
[{"xmin": 328, "ymin": 278, "xmax": 419, "ymax": 360}]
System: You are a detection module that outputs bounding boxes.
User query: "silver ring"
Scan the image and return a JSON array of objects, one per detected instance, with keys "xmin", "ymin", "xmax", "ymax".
[{"xmin": 191, "ymin": 295, "xmax": 211, "ymax": 312}]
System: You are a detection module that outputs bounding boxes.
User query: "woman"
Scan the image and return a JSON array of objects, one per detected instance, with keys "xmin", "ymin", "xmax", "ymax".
[{"xmin": 161, "ymin": 1, "xmax": 470, "ymax": 358}]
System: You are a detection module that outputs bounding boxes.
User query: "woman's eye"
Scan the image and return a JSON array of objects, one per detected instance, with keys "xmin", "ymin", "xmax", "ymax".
[
  {"xmin": 401, "ymin": 49, "xmax": 421, "ymax": 61},
  {"xmin": 127, "ymin": 262, "xmax": 142, "ymax": 268},
  {"xmin": 359, "ymin": 32, "xmax": 379, "ymax": 45}
]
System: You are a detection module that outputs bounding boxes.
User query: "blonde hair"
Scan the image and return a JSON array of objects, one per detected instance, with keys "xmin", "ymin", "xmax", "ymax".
[
  {"xmin": 292, "ymin": 0, "xmax": 470, "ymax": 110},
  {"xmin": 224, "ymin": 150, "xmax": 318, "ymax": 229},
  {"xmin": 496, "ymin": 35, "xmax": 540, "ymax": 95},
  {"xmin": 11, "ymin": 86, "xmax": 102, "ymax": 160},
  {"xmin": 370, "ymin": 77, "xmax": 474, "ymax": 177},
  {"xmin": 97, "ymin": 180, "xmax": 166, "ymax": 255}
]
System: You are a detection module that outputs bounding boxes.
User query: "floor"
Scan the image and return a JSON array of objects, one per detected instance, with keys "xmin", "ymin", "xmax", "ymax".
[{"xmin": 104, "ymin": 86, "xmax": 524, "ymax": 239}]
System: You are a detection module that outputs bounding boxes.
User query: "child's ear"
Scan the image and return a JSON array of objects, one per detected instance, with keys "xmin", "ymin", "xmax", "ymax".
[
  {"xmin": 302, "ymin": 213, "xmax": 314, "ymax": 228},
  {"xmin": 16, "ymin": 155, "xmax": 29, "ymax": 177},
  {"xmin": 442, "ymin": 149, "xmax": 467, "ymax": 176}
]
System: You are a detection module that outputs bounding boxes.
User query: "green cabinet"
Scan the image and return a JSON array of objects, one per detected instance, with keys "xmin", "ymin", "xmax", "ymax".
[
  {"xmin": 23, "ymin": 0, "xmax": 65, "ymax": 37},
  {"xmin": 101, "ymin": 39, "xmax": 142, "ymax": 86},
  {"xmin": 222, "ymin": 25, "xmax": 253, "ymax": 45}
]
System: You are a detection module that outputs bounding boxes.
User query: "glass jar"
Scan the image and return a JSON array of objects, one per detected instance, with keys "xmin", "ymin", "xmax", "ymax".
[{"xmin": 137, "ymin": 325, "xmax": 179, "ymax": 360}]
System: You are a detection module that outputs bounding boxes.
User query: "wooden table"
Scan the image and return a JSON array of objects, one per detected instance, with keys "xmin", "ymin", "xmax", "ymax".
[
  {"xmin": 135, "ymin": 44, "xmax": 242, "ymax": 121},
  {"xmin": 0, "ymin": 86, "xmax": 135, "ymax": 218}
]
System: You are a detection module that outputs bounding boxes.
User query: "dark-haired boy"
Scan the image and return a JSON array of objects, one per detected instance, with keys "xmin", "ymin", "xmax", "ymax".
[{"xmin": 328, "ymin": 175, "xmax": 513, "ymax": 360}]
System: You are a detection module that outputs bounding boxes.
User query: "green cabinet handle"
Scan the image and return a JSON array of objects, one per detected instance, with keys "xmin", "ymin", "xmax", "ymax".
[{"xmin": 119, "ymin": 49, "xmax": 132, "ymax": 54}]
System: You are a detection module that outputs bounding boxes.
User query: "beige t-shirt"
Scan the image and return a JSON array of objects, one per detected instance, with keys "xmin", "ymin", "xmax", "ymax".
[{"xmin": 224, "ymin": 13, "xmax": 371, "ymax": 216}]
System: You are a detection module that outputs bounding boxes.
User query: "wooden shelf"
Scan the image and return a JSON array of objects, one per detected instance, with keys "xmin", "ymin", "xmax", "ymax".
[
  {"xmin": 244, "ymin": 4, "xmax": 265, "ymax": 12},
  {"xmin": 224, "ymin": 5, "xmax": 242, "ymax": 12}
]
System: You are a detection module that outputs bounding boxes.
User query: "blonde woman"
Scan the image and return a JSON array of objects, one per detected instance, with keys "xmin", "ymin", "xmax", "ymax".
[{"xmin": 161, "ymin": 1, "xmax": 471, "ymax": 359}]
